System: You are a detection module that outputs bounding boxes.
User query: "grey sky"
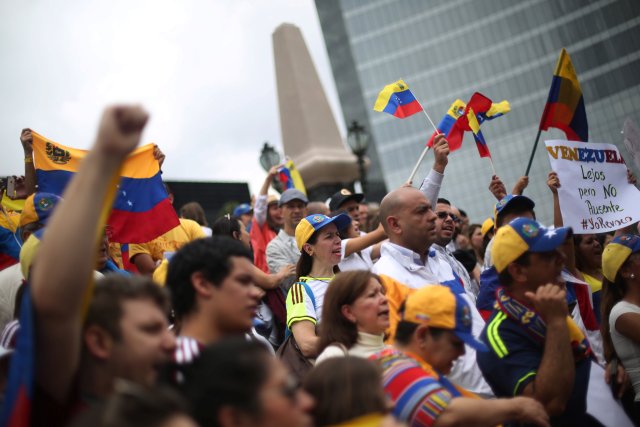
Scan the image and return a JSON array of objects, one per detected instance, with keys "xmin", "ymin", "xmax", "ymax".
[{"xmin": 0, "ymin": 0, "xmax": 345, "ymax": 197}]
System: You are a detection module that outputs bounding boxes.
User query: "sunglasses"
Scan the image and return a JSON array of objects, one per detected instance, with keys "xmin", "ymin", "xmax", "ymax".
[{"xmin": 435, "ymin": 211, "xmax": 460, "ymax": 223}]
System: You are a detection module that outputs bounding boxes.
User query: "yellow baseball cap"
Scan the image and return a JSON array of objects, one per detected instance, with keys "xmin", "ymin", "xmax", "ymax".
[
  {"xmin": 403, "ymin": 285, "xmax": 487, "ymax": 351},
  {"xmin": 602, "ymin": 234, "xmax": 640, "ymax": 282},
  {"xmin": 480, "ymin": 217, "xmax": 494, "ymax": 238},
  {"xmin": 19, "ymin": 193, "xmax": 62, "ymax": 228}
]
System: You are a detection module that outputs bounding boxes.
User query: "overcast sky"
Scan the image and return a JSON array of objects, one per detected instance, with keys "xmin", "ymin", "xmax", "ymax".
[{"xmin": 0, "ymin": 0, "xmax": 344, "ymax": 197}]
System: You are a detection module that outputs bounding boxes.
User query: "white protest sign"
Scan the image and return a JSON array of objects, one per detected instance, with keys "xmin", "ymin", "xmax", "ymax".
[{"xmin": 545, "ymin": 139, "xmax": 640, "ymax": 233}]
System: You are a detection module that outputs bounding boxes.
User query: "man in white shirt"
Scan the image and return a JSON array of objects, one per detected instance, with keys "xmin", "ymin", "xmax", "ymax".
[{"xmin": 372, "ymin": 158, "xmax": 493, "ymax": 396}]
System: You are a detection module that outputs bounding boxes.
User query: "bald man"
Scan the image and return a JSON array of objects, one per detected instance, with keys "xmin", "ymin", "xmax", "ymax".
[{"xmin": 372, "ymin": 187, "xmax": 492, "ymax": 397}]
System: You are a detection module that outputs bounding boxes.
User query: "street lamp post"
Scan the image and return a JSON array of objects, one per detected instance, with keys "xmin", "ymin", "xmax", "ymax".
[
  {"xmin": 347, "ymin": 120, "xmax": 370, "ymax": 194},
  {"xmin": 259, "ymin": 142, "xmax": 282, "ymax": 172},
  {"xmin": 259, "ymin": 142, "xmax": 284, "ymax": 192}
]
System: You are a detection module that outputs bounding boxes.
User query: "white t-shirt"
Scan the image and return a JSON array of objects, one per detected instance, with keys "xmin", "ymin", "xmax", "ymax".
[
  {"xmin": 610, "ymin": 300, "xmax": 640, "ymax": 401},
  {"xmin": 316, "ymin": 331, "xmax": 388, "ymax": 364}
]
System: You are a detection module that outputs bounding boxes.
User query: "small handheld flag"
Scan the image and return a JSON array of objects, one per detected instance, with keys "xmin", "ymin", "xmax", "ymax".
[
  {"xmin": 427, "ymin": 93, "xmax": 510, "ymax": 155},
  {"xmin": 373, "ymin": 79, "xmax": 423, "ymax": 119},
  {"xmin": 278, "ymin": 159, "xmax": 307, "ymax": 195},
  {"xmin": 427, "ymin": 99, "xmax": 466, "ymax": 151},
  {"xmin": 539, "ymin": 48, "xmax": 588, "ymax": 141}
]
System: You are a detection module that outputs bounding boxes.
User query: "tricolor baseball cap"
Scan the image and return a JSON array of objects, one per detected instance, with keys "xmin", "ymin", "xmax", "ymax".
[
  {"xmin": 602, "ymin": 234, "xmax": 640, "ymax": 282},
  {"xmin": 492, "ymin": 217, "xmax": 572, "ymax": 273},
  {"xmin": 329, "ymin": 189, "xmax": 364, "ymax": 212},
  {"xmin": 19, "ymin": 192, "xmax": 62, "ymax": 228},
  {"xmin": 295, "ymin": 214, "xmax": 351, "ymax": 250},
  {"xmin": 403, "ymin": 285, "xmax": 487, "ymax": 352},
  {"xmin": 494, "ymin": 194, "xmax": 535, "ymax": 227}
]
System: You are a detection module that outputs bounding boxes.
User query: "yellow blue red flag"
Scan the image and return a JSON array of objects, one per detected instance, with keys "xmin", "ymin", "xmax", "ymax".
[
  {"xmin": 373, "ymin": 80, "xmax": 423, "ymax": 119},
  {"xmin": 278, "ymin": 159, "xmax": 306, "ymax": 195},
  {"xmin": 539, "ymin": 48, "xmax": 588, "ymax": 141},
  {"xmin": 32, "ymin": 132, "xmax": 179, "ymax": 244}
]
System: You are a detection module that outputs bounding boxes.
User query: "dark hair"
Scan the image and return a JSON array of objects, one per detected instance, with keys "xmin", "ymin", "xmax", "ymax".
[
  {"xmin": 171, "ymin": 338, "xmax": 271, "ymax": 427},
  {"xmin": 70, "ymin": 382, "xmax": 191, "ymax": 427},
  {"xmin": 295, "ymin": 229, "xmax": 320, "ymax": 278},
  {"xmin": 496, "ymin": 205, "xmax": 536, "ymax": 228},
  {"xmin": 497, "ymin": 252, "xmax": 531, "ymax": 286},
  {"xmin": 394, "ymin": 321, "xmax": 446, "ymax": 346},
  {"xmin": 179, "ymin": 202, "xmax": 208, "ymax": 227},
  {"xmin": 452, "ymin": 249, "xmax": 477, "ymax": 275},
  {"xmin": 467, "ymin": 223, "xmax": 486, "ymax": 261},
  {"xmin": 459, "ymin": 209, "xmax": 468, "ymax": 218},
  {"xmin": 601, "ymin": 275, "xmax": 628, "ymax": 362},
  {"xmin": 84, "ymin": 275, "xmax": 170, "ymax": 341},
  {"xmin": 304, "ymin": 357, "xmax": 387, "ymax": 426},
  {"xmin": 436, "ymin": 198, "xmax": 451, "ymax": 206},
  {"xmin": 317, "ymin": 271, "xmax": 383, "ymax": 354},
  {"xmin": 166, "ymin": 237, "xmax": 252, "ymax": 318},
  {"xmin": 211, "ymin": 215, "xmax": 241, "ymax": 239}
]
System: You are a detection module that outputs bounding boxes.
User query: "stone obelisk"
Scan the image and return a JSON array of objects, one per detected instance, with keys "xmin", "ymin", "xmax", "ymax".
[{"xmin": 273, "ymin": 23, "xmax": 359, "ymax": 199}]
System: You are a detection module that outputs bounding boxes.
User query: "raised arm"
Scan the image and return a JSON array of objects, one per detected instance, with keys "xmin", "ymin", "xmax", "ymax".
[
  {"xmin": 18, "ymin": 128, "xmax": 37, "ymax": 198},
  {"xmin": 547, "ymin": 172, "xmax": 578, "ymax": 276},
  {"xmin": 30, "ymin": 105, "xmax": 148, "ymax": 402},
  {"xmin": 254, "ymin": 166, "xmax": 279, "ymax": 227},
  {"xmin": 419, "ymin": 134, "xmax": 449, "ymax": 207},
  {"xmin": 343, "ymin": 223, "xmax": 386, "ymax": 258}
]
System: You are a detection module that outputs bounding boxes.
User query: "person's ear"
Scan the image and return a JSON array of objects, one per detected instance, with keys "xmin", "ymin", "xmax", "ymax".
[
  {"xmin": 303, "ymin": 243, "xmax": 314, "ymax": 257},
  {"xmin": 232, "ymin": 230, "xmax": 240, "ymax": 241},
  {"xmin": 83, "ymin": 325, "xmax": 113, "ymax": 361},
  {"xmin": 620, "ymin": 262, "xmax": 635, "ymax": 281},
  {"xmin": 415, "ymin": 325, "xmax": 430, "ymax": 347},
  {"xmin": 386, "ymin": 215, "xmax": 401, "ymax": 235},
  {"xmin": 341, "ymin": 304, "xmax": 357, "ymax": 323},
  {"xmin": 191, "ymin": 271, "xmax": 213, "ymax": 298}
]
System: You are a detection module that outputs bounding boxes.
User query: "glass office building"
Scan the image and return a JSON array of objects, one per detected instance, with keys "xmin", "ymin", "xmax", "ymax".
[{"xmin": 315, "ymin": 0, "xmax": 640, "ymax": 223}]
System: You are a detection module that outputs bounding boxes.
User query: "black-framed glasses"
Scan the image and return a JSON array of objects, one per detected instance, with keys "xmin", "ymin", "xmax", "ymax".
[{"xmin": 435, "ymin": 211, "xmax": 459, "ymax": 222}]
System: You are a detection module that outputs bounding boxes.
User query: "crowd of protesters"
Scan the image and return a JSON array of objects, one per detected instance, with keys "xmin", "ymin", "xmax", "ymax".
[{"xmin": 0, "ymin": 106, "xmax": 639, "ymax": 427}]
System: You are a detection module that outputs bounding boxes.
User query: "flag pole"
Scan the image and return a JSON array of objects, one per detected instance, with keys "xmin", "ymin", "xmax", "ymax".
[
  {"xmin": 525, "ymin": 50, "xmax": 565, "ymax": 177},
  {"xmin": 524, "ymin": 128, "xmax": 543, "ymax": 176},
  {"xmin": 488, "ymin": 156, "xmax": 497, "ymax": 176},
  {"xmin": 406, "ymin": 97, "xmax": 441, "ymax": 184}
]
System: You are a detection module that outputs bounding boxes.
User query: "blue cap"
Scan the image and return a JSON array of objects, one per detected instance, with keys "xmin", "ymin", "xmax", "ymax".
[{"xmin": 233, "ymin": 203, "xmax": 252, "ymax": 217}]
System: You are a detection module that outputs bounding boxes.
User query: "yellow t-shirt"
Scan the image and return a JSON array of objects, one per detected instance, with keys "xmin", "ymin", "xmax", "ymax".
[{"xmin": 129, "ymin": 218, "xmax": 206, "ymax": 262}]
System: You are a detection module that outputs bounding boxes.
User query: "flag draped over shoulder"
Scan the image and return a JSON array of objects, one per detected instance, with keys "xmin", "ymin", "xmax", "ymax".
[
  {"xmin": 32, "ymin": 132, "xmax": 179, "ymax": 244},
  {"xmin": 539, "ymin": 48, "xmax": 588, "ymax": 141},
  {"xmin": 373, "ymin": 79, "xmax": 423, "ymax": 119},
  {"xmin": 278, "ymin": 159, "xmax": 307, "ymax": 195},
  {"xmin": 427, "ymin": 93, "xmax": 510, "ymax": 156}
]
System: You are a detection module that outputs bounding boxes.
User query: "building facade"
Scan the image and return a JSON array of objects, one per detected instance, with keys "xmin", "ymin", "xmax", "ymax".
[{"xmin": 315, "ymin": 0, "xmax": 640, "ymax": 223}]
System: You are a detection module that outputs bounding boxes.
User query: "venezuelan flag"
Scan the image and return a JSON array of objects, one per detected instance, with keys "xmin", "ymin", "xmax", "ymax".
[
  {"xmin": 427, "ymin": 93, "xmax": 509, "ymax": 154},
  {"xmin": 32, "ymin": 132, "xmax": 179, "ymax": 244},
  {"xmin": 427, "ymin": 99, "xmax": 466, "ymax": 151},
  {"xmin": 467, "ymin": 108, "xmax": 491, "ymax": 158},
  {"xmin": 539, "ymin": 48, "xmax": 588, "ymax": 141},
  {"xmin": 373, "ymin": 80, "xmax": 423, "ymax": 119},
  {"xmin": 278, "ymin": 159, "xmax": 307, "ymax": 195}
]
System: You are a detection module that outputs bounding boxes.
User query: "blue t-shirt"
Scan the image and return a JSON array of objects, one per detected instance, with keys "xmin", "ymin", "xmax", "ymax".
[{"xmin": 477, "ymin": 309, "xmax": 592, "ymax": 427}]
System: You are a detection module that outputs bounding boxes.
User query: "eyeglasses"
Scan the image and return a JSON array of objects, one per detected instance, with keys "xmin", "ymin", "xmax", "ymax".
[{"xmin": 435, "ymin": 211, "xmax": 459, "ymax": 223}]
